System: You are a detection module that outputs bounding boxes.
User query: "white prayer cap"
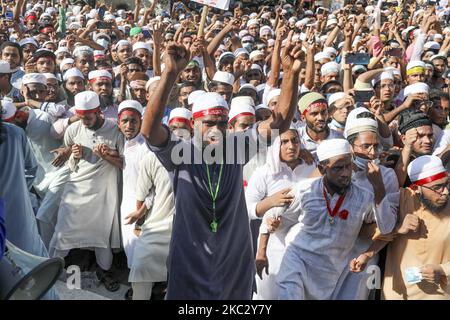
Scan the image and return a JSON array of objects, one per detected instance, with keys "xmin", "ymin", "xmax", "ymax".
[
  {"xmin": 249, "ymin": 50, "xmax": 264, "ymax": 61},
  {"xmin": 407, "ymin": 60, "xmax": 426, "ymax": 72},
  {"xmin": 249, "ymin": 13, "xmax": 258, "ymax": 19},
  {"xmin": 22, "ymin": 73, "xmax": 47, "ymax": 86},
  {"xmin": 298, "ymin": 18, "xmax": 310, "ymax": 26},
  {"xmin": 169, "ymin": 107, "xmax": 192, "ymax": 125},
  {"xmin": 434, "ymin": 33, "xmax": 444, "ymax": 41},
  {"xmin": 304, "ymin": 10, "xmax": 314, "ymax": 16},
  {"xmin": 392, "ymin": 68, "xmax": 402, "ymax": 79},
  {"xmin": 344, "ymin": 107, "xmax": 378, "ymax": 139},
  {"xmin": 0, "ymin": 61, "xmax": 13, "ymax": 74},
  {"xmin": 230, "ymin": 96, "xmax": 255, "ymax": 108},
  {"xmin": 249, "ymin": 64, "xmax": 263, "ymax": 73},
  {"xmin": 68, "ymin": 22, "xmax": 82, "ymax": 30},
  {"xmin": 145, "ymin": 76, "xmax": 161, "ymax": 91},
  {"xmin": 133, "ymin": 42, "xmax": 152, "ymax": 52},
  {"xmin": 321, "ymin": 61, "xmax": 340, "ymax": 76},
  {"xmin": 314, "ymin": 52, "xmax": 331, "ymax": 62},
  {"xmin": 219, "ymin": 52, "xmax": 235, "ymax": 63},
  {"xmin": 0, "ymin": 99, "xmax": 16, "ymax": 121},
  {"xmin": 212, "ymin": 71, "xmax": 235, "ymax": 86},
  {"xmin": 93, "ymin": 32, "xmax": 111, "ymax": 42},
  {"xmin": 104, "ymin": 14, "xmax": 115, "ymax": 21},
  {"xmin": 317, "ymin": 139, "xmax": 352, "ymax": 162},
  {"xmin": 323, "ymin": 47, "xmax": 337, "ymax": 56},
  {"xmin": 352, "ymin": 65, "xmax": 367, "ymax": 74},
  {"xmin": 328, "ymin": 92, "xmax": 346, "ymax": 107},
  {"xmin": 114, "ymin": 40, "xmax": 131, "ymax": 50},
  {"xmin": 261, "ymin": 12, "xmax": 271, "ymax": 20},
  {"xmin": 43, "ymin": 73, "xmax": 57, "ymax": 81},
  {"xmin": 408, "ymin": 155, "xmax": 447, "ymax": 185},
  {"xmin": 55, "ymin": 47, "xmax": 70, "ymax": 56},
  {"xmin": 267, "ymin": 39, "xmax": 275, "ymax": 47},
  {"xmin": 63, "ymin": 68, "xmax": 84, "ymax": 81},
  {"xmin": 234, "ymin": 48, "xmax": 249, "ymax": 58},
  {"xmin": 73, "ymin": 46, "xmax": 94, "ymax": 57},
  {"xmin": 118, "ymin": 100, "xmax": 143, "ymax": 116},
  {"xmin": 431, "ymin": 54, "xmax": 447, "ymax": 62},
  {"xmin": 424, "ymin": 41, "xmax": 441, "ymax": 51},
  {"xmin": 255, "ymin": 103, "xmax": 270, "ymax": 111},
  {"xmin": 404, "ymin": 82, "xmax": 429, "ymax": 97},
  {"xmin": 60, "ymin": 58, "xmax": 75, "ymax": 70},
  {"xmin": 239, "ymin": 30, "xmax": 249, "ymax": 38},
  {"xmin": 365, "ymin": 5, "xmax": 375, "ymax": 14},
  {"xmin": 326, "ymin": 18, "xmax": 338, "ymax": 28},
  {"xmin": 94, "ymin": 50, "xmax": 106, "ymax": 58},
  {"xmin": 188, "ymin": 90, "xmax": 206, "ymax": 106},
  {"xmin": 260, "ymin": 26, "xmax": 272, "ymax": 37},
  {"xmin": 97, "ymin": 39, "xmax": 109, "ymax": 50},
  {"xmin": 88, "ymin": 70, "xmax": 112, "ymax": 82},
  {"xmin": 239, "ymin": 83, "xmax": 257, "ymax": 93},
  {"xmin": 372, "ymin": 70, "xmax": 394, "ymax": 85},
  {"xmin": 228, "ymin": 103, "xmax": 255, "ymax": 124},
  {"xmin": 192, "ymin": 92, "xmax": 229, "ymax": 119},
  {"xmin": 267, "ymin": 89, "xmax": 281, "ymax": 104},
  {"xmin": 247, "ymin": 19, "xmax": 259, "ymax": 27},
  {"xmin": 19, "ymin": 37, "xmax": 39, "ymax": 48},
  {"xmin": 74, "ymin": 91, "xmax": 100, "ymax": 114}
]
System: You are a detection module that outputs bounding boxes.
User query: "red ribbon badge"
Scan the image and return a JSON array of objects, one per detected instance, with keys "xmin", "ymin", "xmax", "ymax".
[{"xmin": 322, "ymin": 178, "xmax": 349, "ymax": 221}]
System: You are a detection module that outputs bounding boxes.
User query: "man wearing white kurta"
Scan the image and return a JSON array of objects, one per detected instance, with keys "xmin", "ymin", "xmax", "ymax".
[
  {"xmin": 277, "ymin": 139, "xmax": 397, "ymax": 300},
  {"xmin": 50, "ymin": 91, "xmax": 124, "ymax": 291},
  {"xmin": 117, "ymin": 100, "xmax": 149, "ymax": 268}
]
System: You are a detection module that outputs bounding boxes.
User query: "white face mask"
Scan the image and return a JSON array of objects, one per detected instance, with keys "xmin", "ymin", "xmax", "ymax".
[{"xmin": 353, "ymin": 155, "xmax": 380, "ymax": 170}]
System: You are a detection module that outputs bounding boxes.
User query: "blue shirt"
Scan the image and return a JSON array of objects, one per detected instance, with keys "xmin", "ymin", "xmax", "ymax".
[{"xmin": 0, "ymin": 198, "xmax": 5, "ymax": 259}]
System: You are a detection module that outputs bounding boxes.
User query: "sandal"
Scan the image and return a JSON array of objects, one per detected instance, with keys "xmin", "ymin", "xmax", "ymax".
[{"xmin": 96, "ymin": 269, "xmax": 120, "ymax": 292}]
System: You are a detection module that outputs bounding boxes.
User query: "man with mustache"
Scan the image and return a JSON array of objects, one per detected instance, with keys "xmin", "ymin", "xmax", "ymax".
[
  {"xmin": 277, "ymin": 139, "xmax": 396, "ymax": 300},
  {"xmin": 140, "ymin": 38, "xmax": 302, "ymax": 299},
  {"xmin": 296, "ymin": 92, "xmax": 343, "ymax": 163}
]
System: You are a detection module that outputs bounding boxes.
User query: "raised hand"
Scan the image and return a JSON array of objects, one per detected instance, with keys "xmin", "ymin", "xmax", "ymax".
[
  {"xmin": 281, "ymin": 31, "xmax": 304, "ymax": 74},
  {"xmin": 164, "ymin": 42, "xmax": 190, "ymax": 75}
]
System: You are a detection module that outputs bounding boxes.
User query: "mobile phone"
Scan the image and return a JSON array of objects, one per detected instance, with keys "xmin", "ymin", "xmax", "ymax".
[
  {"xmin": 387, "ymin": 47, "xmax": 403, "ymax": 57},
  {"xmin": 354, "ymin": 90, "xmax": 374, "ymax": 103},
  {"xmin": 5, "ymin": 10, "xmax": 13, "ymax": 21},
  {"xmin": 142, "ymin": 28, "xmax": 151, "ymax": 39},
  {"xmin": 346, "ymin": 52, "xmax": 370, "ymax": 65},
  {"xmin": 98, "ymin": 6, "xmax": 106, "ymax": 20},
  {"xmin": 97, "ymin": 21, "xmax": 112, "ymax": 29},
  {"xmin": 317, "ymin": 7, "xmax": 325, "ymax": 14}
]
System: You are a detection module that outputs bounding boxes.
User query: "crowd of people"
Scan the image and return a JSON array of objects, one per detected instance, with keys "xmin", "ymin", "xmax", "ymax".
[{"xmin": 0, "ymin": 0, "xmax": 449, "ymax": 300}]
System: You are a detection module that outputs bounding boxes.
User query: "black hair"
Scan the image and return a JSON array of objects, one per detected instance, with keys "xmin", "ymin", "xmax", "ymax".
[
  {"xmin": 0, "ymin": 41, "xmax": 23, "ymax": 63},
  {"xmin": 180, "ymin": 81, "xmax": 199, "ymax": 90},
  {"xmin": 346, "ymin": 132, "xmax": 359, "ymax": 146},
  {"xmin": 320, "ymin": 80, "xmax": 343, "ymax": 94},
  {"xmin": 124, "ymin": 57, "xmax": 145, "ymax": 70},
  {"xmin": 208, "ymin": 80, "xmax": 232, "ymax": 91}
]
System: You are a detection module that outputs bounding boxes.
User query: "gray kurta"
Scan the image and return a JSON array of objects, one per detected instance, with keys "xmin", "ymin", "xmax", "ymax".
[{"xmin": 148, "ymin": 126, "xmax": 261, "ymax": 300}]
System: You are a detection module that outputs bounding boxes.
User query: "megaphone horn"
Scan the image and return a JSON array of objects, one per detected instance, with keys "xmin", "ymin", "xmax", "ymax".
[{"xmin": 0, "ymin": 240, "xmax": 64, "ymax": 300}]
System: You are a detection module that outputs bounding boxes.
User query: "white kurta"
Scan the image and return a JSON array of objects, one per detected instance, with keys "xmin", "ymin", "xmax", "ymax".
[
  {"xmin": 335, "ymin": 165, "xmax": 399, "ymax": 300},
  {"xmin": 277, "ymin": 177, "xmax": 397, "ymax": 300},
  {"xmin": 246, "ymin": 158, "xmax": 315, "ymax": 300},
  {"xmin": 50, "ymin": 120, "xmax": 124, "ymax": 264},
  {"xmin": 129, "ymin": 151, "xmax": 175, "ymax": 283},
  {"xmin": 120, "ymin": 134, "xmax": 150, "ymax": 268}
]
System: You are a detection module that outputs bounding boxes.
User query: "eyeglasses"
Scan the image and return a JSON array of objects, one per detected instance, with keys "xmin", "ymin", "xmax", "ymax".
[
  {"xmin": 353, "ymin": 143, "xmax": 380, "ymax": 153},
  {"xmin": 420, "ymin": 181, "xmax": 450, "ymax": 196},
  {"xmin": 415, "ymin": 100, "xmax": 433, "ymax": 109}
]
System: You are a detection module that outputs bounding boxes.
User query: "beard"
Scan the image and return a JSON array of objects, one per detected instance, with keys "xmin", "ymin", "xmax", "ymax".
[
  {"xmin": 306, "ymin": 119, "xmax": 327, "ymax": 133},
  {"xmin": 324, "ymin": 175, "xmax": 350, "ymax": 195},
  {"xmin": 99, "ymin": 95, "xmax": 113, "ymax": 107},
  {"xmin": 418, "ymin": 192, "xmax": 449, "ymax": 213}
]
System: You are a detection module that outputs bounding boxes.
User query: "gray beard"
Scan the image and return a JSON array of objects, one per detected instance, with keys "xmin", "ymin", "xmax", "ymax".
[{"xmin": 418, "ymin": 193, "xmax": 448, "ymax": 213}]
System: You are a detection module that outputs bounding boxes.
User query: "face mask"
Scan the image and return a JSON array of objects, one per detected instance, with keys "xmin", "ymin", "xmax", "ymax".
[{"xmin": 353, "ymin": 155, "xmax": 380, "ymax": 170}]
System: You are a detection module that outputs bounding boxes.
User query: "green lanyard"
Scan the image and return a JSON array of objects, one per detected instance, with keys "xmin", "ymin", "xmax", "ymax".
[{"xmin": 205, "ymin": 163, "xmax": 224, "ymax": 233}]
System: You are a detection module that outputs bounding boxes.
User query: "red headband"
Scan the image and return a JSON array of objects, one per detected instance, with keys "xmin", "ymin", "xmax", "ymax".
[
  {"xmin": 26, "ymin": 15, "xmax": 38, "ymax": 21},
  {"xmin": 412, "ymin": 171, "xmax": 448, "ymax": 186},
  {"xmin": 302, "ymin": 101, "xmax": 328, "ymax": 116},
  {"xmin": 89, "ymin": 77, "xmax": 111, "ymax": 84},
  {"xmin": 228, "ymin": 112, "xmax": 255, "ymax": 124},
  {"xmin": 119, "ymin": 109, "xmax": 140, "ymax": 119},
  {"xmin": 75, "ymin": 106, "xmax": 100, "ymax": 116},
  {"xmin": 169, "ymin": 117, "xmax": 192, "ymax": 128},
  {"xmin": 193, "ymin": 107, "xmax": 229, "ymax": 119},
  {"xmin": 41, "ymin": 27, "xmax": 54, "ymax": 34}
]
